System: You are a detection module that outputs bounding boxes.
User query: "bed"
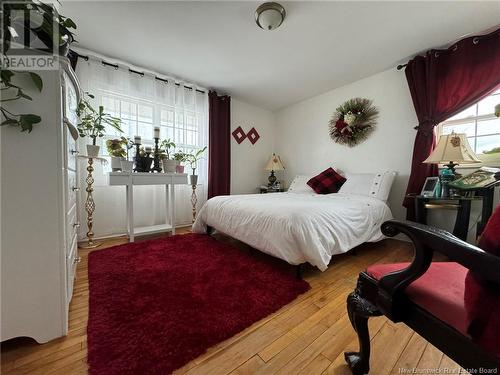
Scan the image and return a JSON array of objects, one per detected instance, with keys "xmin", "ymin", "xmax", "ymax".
[{"xmin": 192, "ymin": 170, "xmax": 396, "ymax": 271}]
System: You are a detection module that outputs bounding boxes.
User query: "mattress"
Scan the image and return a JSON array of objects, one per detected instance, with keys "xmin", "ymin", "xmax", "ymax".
[{"xmin": 192, "ymin": 192, "xmax": 393, "ymax": 271}]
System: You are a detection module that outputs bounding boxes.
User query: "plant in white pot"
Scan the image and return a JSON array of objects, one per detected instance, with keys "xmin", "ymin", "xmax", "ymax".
[
  {"xmin": 173, "ymin": 151, "xmax": 187, "ymax": 173},
  {"xmin": 185, "ymin": 146, "xmax": 207, "ymax": 185},
  {"xmin": 160, "ymin": 138, "xmax": 176, "ymax": 173},
  {"xmin": 77, "ymin": 93, "xmax": 122, "ymax": 158},
  {"xmin": 106, "ymin": 137, "xmax": 128, "ymax": 171}
]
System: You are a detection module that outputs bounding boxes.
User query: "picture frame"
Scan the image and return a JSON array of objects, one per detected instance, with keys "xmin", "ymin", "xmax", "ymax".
[{"xmin": 421, "ymin": 176, "xmax": 439, "ymax": 197}]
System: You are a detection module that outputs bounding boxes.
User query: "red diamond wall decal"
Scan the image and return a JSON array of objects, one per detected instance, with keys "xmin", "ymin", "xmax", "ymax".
[
  {"xmin": 232, "ymin": 126, "xmax": 246, "ymax": 144},
  {"xmin": 247, "ymin": 127, "xmax": 260, "ymax": 145}
]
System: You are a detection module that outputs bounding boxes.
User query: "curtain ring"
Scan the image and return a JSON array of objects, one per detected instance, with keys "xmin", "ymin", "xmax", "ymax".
[
  {"xmin": 434, "ymin": 52, "xmax": 440, "ymax": 58},
  {"xmin": 452, "ymin": 44, "xmax": 458, "ymax": 52},
  {"xmin": 473, "ymin": 37, "xmax": 479, "ymax": 45},
  {"xmin": 114, "ymin": 65, "xmax": 119, "ymax": 70}
]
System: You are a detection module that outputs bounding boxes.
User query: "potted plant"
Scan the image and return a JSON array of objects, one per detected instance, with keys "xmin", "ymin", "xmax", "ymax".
[
  {"xmin": 160, "ymin": 138, "xmax": 176, "ymax": 173},
  {"xmin": 135, "ymin": 146, "xmax": 154, "ymax": 172},
  {"xmin": 77, "ymin": 93, "xmax": 123, "ymax": 158},
  {"xmin": 173, "ymin": 151, "xmax": 187, "ymax": 173},
  {"xmin": 2, "ymin": 1, "xmax": 77, "ymax": 57},
  {"xmin": 1, "ymin": 1, "xmax": 77, "ymax": 134},
  {"xmin": 119, "ymin": 138, "xmax": 135, "ymax": 172},
  {"xmin": 106, "ymin": 137, "xmax": 128, "ymax": 171},
  {"xmin": 185, "ymin": 146, "xmax": 207, "ymax": 185}
]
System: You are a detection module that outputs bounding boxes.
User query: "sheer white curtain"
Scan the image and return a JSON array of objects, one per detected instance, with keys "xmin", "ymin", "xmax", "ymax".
[{"xmin": 75, "ymin": 55, "xmax": 208, "ymax": 239}]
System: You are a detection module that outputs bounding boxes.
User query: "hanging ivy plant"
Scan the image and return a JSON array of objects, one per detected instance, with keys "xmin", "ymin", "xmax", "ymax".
[
  {"xmin": 329, "ymin": 98, "xmax": 379, "ymax": 147},
  {"xmin": 1, "ymin": 0, "xmax": 77, "ymax": 133},
  {"xmin": 0, "ymin": 70, "xmax": 43, "ymax": 132}
]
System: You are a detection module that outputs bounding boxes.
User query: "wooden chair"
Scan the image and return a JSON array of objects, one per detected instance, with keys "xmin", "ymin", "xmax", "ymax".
[{"xmin": 344, "ymin": 220, "xmax": 500, "ymax": 374}]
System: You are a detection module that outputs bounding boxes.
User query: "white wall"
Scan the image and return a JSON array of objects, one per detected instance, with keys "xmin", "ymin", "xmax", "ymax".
[
  {"xmin": 274, "ymin": 68, "xmax": 416, "ymax": 221},
  {"xmin": 230, "ymin": 99, "xmax": 275, "ymax": 194}
]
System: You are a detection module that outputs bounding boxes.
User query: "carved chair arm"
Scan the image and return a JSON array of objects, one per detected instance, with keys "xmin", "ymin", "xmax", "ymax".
[{"xmin": 375, "ymin": 220, "xmax": 500, "ymax": 321}]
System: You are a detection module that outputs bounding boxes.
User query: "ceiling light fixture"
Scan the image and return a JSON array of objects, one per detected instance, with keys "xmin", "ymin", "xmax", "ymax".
[{"xmin": 255, "ymin": 2, "xmax": 286, "ymax": 31}]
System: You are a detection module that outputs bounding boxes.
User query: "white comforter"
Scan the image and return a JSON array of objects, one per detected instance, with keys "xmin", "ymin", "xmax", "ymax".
[{"xmin": 192, "ymin": 192, "xmax": 393, "ymax": 271}]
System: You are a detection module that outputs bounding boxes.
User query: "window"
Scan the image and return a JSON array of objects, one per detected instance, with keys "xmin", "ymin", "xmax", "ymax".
[
  {"xmin": 98, "ymin": 89, "xmax": 207, "ymax": 174},
  {"xmin": 439, "ymin": 89, "xmax": 500, "ymax": 165},
  {"xmin": 101, "ymin": 93, "xmax": 154, "ymax": 141}
]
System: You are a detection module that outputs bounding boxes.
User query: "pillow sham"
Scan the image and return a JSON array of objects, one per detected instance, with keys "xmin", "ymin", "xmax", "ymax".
[
  {"xmin": 287, "ymin": 175, "xmax": 315, "ymax": 193},
  {"xmin": 307, "ymin": 167, "xmax": 346, "ymax": 194},
  {"xmin": 338, "ymin": 171, "xmax": 396, "ymax": 201}
]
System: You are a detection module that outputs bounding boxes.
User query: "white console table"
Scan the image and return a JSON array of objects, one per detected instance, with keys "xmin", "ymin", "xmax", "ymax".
[{"xmin": 109, "ymin": 172, "xmax": 188, "ymax": 242}]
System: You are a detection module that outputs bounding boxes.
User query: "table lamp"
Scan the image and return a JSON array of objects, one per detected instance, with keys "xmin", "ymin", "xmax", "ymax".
[
  {"xmin": 265, "ymin": 153, "xmax": 285, "ymax": 187},
  {"xmin": 423, "ymin": 132, "xmax": 481, "ymax": 174}
]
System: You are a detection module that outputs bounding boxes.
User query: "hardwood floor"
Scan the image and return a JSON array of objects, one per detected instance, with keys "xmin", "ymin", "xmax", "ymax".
[{"xmin": 1, "ymin": 231, "xmax": 463, "ymax": 375}]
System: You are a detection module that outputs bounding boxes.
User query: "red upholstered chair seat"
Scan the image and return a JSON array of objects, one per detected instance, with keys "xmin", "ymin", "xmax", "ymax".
[{"xmin": 367, "ymin": 262, "xmax": 469, "ymax": 336}]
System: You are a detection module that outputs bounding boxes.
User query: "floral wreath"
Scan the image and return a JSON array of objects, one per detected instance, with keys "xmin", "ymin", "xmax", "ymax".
[{"xmin": 329, "ymin": 98, "xmax": 379, "ymax": 147}]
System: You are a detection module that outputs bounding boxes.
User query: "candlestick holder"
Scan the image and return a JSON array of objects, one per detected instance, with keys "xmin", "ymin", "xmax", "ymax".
[
  {"xmin": 133, "ymin": 143, "xmax": 141, "ymax": 172},
  {"xmin": 152, "ymin": 137, "xmax": 162, "ymax": 173}
]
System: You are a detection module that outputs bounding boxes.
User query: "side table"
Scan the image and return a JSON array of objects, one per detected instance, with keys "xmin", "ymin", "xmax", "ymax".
[{"xmin": 412, "ymin": 195, "xmax": 482, "ymax": 241}]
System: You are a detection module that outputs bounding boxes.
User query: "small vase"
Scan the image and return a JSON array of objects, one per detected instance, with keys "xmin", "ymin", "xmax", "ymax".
[
  {"xmin": 175, "ymin": 165, "xmax": 185, "ymax": 174},
  {"xmin": 111, "ymin": 157, "xmax": 124, "ymax": 171},
  {"xmin": 120, "ymin": 160, "xmax": 134, "ymax": 173},
  {"xmin": 162, "ymin": 159, "xmax": 177, "ymax": 173},
  {"xmin": 87, "ymin": 144, "xmax": 100, "ymax": 158},
  {"xmin": 190, "ymin": 174, "xmax": 198, "ymax": 186}
]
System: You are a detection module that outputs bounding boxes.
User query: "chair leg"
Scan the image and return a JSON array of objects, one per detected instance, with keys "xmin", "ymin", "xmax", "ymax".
[{"xmin": 344, "ymin": 290, "xmax": 381, "ymax": 375}]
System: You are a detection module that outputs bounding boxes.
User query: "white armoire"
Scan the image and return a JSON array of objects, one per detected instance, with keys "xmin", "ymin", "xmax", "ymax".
[{"xmin": 1, "ymin": 58, "xmax": 82, "ymax": 343}]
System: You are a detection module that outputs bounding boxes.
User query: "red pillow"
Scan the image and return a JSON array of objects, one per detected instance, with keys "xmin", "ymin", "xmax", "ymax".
[
  {"xmin": 464, "ymin": 204, "xmax": 500, "ymax": 358},
  {"xmin": 307, "ymin": 167, "xmax": 346, "ymax": 194}
]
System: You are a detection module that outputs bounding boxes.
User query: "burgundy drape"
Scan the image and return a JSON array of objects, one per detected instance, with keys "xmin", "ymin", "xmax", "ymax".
[
  {"xmin": 403, "ymin": 28, "xmax": 500, "ymax": 220},
  {"xmin": 208, "ymin": 91, "xmax": 231, "ymax": 199}
]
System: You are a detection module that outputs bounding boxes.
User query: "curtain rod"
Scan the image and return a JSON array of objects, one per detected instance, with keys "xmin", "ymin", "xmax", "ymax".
[
  {"xmin": 71, "ymin": 51, "xmax": 206, "ymax": 94},
  {"xmin": 395, "ymin": 28, "xmax": 499, "ymax": 71}
]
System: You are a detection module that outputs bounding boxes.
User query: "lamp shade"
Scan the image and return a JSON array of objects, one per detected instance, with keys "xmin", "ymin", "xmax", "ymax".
[
  {"xmin": 265, "ymin": 153, "xmax": 285, "ymax": 171},
  {"xmin": 423, "ymin": 133, "xmax": 481, "ymax": 165}
]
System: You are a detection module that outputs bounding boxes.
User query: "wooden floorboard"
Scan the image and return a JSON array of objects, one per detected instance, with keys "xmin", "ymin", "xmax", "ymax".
[{"xmin": 1, "ymin": 231, "xmax": 463, "ymax": 374}]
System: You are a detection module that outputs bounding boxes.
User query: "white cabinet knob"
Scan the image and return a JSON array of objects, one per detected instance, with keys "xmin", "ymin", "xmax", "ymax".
[
  {"xmin": 72, "ymin": 186, "xmax": 80, "ymax": 192},
  {"xmin": 73, "ymin": 222, "xmax": 80, "ymax": 228},
  {"xmin": 73, "ymin": 256, "xmax": 81, "ymax": 264},
  {"xmin": 70, "ymin": 149, "xmax": 79, "ymax": 155}
]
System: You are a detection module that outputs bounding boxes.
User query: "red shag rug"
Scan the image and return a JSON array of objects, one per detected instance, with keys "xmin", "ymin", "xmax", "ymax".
[{"xmin": 87, "ymin": 233, "xmax": 310, "ymax": 374}]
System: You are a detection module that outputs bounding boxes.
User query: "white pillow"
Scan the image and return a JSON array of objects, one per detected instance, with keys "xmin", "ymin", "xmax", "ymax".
[
  {"xmin": 287, "ymin": 175, "xmax": 315, "ymax": 194},
  {"xmin": 337, "ymin": 173, "xmax": 374, "ymax": 196},
  {"xmin": 339, "ymin": 171, "xmax": 396, "ymax": 201}
]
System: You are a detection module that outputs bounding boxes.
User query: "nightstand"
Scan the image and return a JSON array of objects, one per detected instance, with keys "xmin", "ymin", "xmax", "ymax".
[
  {"xmin": 259, "ymin": 187, "xmax": 285, "ymax": 194},
  {"xmin": 411, "ymin": 195, "xmax": 482, "ymax": 241}
]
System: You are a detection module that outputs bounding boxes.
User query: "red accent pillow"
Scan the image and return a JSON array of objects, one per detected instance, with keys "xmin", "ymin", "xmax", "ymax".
[
  {"xmin": 464, "ymin": 204, "xmax": 500, "ymax": 358},
  {"xmin": 307, "ymin": 167, "xmax": 346, "ymax": 194}
]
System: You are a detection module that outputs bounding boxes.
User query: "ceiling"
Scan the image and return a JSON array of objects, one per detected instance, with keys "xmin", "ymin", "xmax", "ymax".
[{"xmin": 61, "ymin": 1, "xmax": 500, "ymax": 110}]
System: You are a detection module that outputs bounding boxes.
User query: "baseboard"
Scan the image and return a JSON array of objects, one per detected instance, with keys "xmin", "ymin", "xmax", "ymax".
[{"xmin": 78, "ymin": 224, "xmax": 193, "ymax": 242}]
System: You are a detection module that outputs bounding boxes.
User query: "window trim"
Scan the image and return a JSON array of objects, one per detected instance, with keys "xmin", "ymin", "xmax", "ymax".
[{"xmin": 437, "ymin": 94, "xmax": 500, "ymax": 168}]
